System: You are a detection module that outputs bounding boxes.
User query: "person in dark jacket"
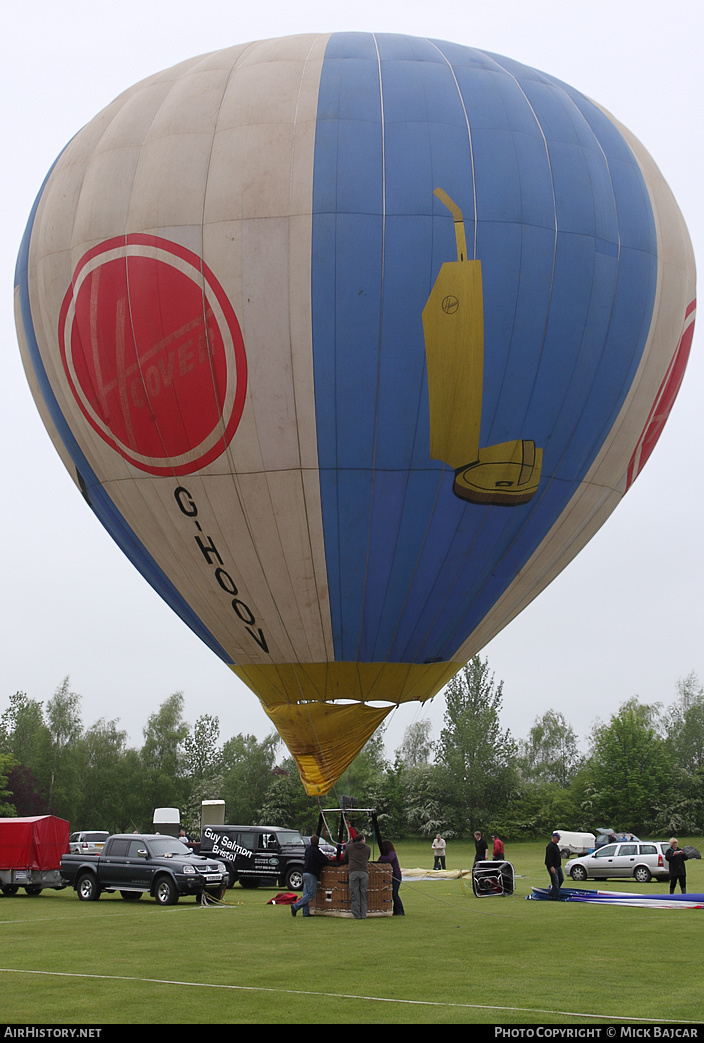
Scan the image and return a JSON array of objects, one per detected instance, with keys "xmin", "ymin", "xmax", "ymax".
[
  {"xmin": 473, "ymin": 831, "xmax": 488, "ymax": 864},
  {"xmin": 545, "ymin": 831, "xmax": 563, "ymax": 900},
  {"xmin": 665, "ymin": 838, "xmax": 688, "ymax": 894},
  {"xmin": 291, "ymin": 835, "xmax": 330, "ymax": 917},
  {"xmin": 379, "ymin": 839, "xmax": 404, "ymax": 916},
  {"xmin": 343, "ymin": 832, "xmax": 371, "ymax": 918}
]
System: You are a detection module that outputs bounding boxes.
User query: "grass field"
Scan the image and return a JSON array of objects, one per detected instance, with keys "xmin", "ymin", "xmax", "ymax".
[{"xmin": 1, "ymin": 838, "xmax": 703, "ymax": 1025}]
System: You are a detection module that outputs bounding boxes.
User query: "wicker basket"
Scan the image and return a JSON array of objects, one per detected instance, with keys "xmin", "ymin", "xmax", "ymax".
[{"xmin": 310, "ymin": 862, "xmax": 393, "ymax": 917}]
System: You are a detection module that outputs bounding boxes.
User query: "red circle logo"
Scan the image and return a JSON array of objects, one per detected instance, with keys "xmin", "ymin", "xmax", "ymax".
[{"xmin": 59, "ymin": 235, "xmax": 247, "ymax": 475}]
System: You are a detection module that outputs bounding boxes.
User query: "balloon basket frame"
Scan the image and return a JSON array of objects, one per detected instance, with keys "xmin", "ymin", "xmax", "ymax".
[{"xmin": 310, "ymin": 863, "xmax": 393, "ymax": 917}]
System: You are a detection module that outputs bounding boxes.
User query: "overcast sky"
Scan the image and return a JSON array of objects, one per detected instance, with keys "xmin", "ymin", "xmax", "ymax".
[{"xmin": 2, "ymin": 0, "xmax": 702, "ymax": 763}]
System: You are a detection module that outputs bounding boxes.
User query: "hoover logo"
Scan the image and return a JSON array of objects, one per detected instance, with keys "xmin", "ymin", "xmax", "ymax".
[{"xmin": 58, "ymin": 234, "xmax": 247, "ymax": 475}]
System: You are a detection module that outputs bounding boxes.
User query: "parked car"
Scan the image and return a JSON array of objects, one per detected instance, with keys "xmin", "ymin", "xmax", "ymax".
[
  {"xmin": 69, "ymin": 831, "xmax": 110, "ymax": 854},
  {"xmin": 303, "ymin": 835, "xmax": 338, "ymax": 858},
  {"xmin": 565, "ymin": 841, "xmax": 670, "ymax": 883},
  {"xmin": 197, "ymin": 825, "xmax": 306, "ymax": 889},
  {"xmin": 594, "ymin": 828, "xmax": 640, "ymax": 849}
]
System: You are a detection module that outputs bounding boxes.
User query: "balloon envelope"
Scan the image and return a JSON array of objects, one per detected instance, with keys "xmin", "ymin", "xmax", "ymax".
[{"xmin": 15, "ymin": 33, "xmax": 695, "ymax": 794}]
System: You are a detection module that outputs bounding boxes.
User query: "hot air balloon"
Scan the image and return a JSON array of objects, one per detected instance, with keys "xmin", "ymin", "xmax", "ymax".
[{"xmin": 14, "ymin": 33, "xmax": 695, "ymax": 796}]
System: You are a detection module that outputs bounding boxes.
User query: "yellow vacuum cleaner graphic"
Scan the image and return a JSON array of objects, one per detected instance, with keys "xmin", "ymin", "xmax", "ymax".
[{"xmin": 423, "ymin": 188, "xmax": 543, "ymax": 506}]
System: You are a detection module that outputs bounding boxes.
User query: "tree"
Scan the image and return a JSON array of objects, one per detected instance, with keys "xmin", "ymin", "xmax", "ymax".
[
  {"xmin": 45, "ymin": 677, "xmax": 83, "ymax": 815},
  {"xmin": 140, "ymin": 692, "xmax": 189, "ymax": 812},
  {"xmin": 505, "ymin": 776, "xmax": 585, "ymax": 838},
  {"xmin": 180, "ymin": 714, "xmax": 224, "ymax": 832},
  {"xmin": 391, "ymin": 722, "xmax": 446, "ymax": 837},
  {"xmin": 588, "ymin": 698, "xmax": 671, "ymax": 834},
  {"xmin": 4, "ymin": 764, "xmax": 46, "ymax": 816},
  {"xmin": 183, "ymin": 714, "xmax": 221, "ymax": 783},
  {"xmin": 434, "ymin": 657, "xmax": 517, "ymax": 835},
  {"xmin": 0, "ymin": 692, "xmax": 51, "ymax": 790},
  {"xmin": 336, "ymin": 728, "xmax": 389, "ymax": 808},
  {"xmin": 397, "ymin": 720, "xmax": 433, "ymax": 768},
  {"xmin": 0, "ymin": 754, "xmax": 16, "ymax": 816},
  {"xmin": 399, "ymin": 761, "xmax": 446, "ymax": 837},
  {"xmin": 258, "ymin": 757, "xmax": 321, "ymax": 833},
  {"xmin": 518, "ymin": 710, "xmax": 581, "ymax": 787},
  {"xmin": 75, "ymin": 718, "xmax": 135, "ymax": 832},
  {"xmin": 665, "ymin": 672, "xmax": 704, "ymax": 773},
  {"xmin": 220, "ymin": 732, "xmax": 280, "ymax": 824}
]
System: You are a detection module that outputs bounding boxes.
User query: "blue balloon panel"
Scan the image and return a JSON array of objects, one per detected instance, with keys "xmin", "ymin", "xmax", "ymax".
[{"xmin": 311, "ymin": 34, "xmax": 657, "ymax": 665}]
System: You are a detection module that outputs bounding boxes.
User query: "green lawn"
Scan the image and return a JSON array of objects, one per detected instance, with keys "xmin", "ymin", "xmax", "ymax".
[{"xmin": 1, "ymin": 838, "xmax": 702, "ymax": 1024}]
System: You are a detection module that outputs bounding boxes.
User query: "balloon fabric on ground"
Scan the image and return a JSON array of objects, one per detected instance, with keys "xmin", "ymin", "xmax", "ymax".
[
  {"xmin": 528, "ymin": 887, "xmax": 704, "ymax": 908},
  {"xmin": 14, "ymin": 33, "xmax": 695, "ymax": 795}
]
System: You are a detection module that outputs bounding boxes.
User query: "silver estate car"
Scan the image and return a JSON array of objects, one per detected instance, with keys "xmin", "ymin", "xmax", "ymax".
[
  {"xmin": 68, "ymin": 830, "xmax": 110, "ymax": 855},
  {"xmin": 565, "ymin": 841, "xmax": 670, "ymax": 883}
]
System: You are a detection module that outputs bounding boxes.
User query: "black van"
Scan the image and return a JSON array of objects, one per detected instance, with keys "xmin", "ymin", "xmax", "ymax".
[{"xmin": 198, "ymin": 825, "xmax": 306, "ymax": 890}]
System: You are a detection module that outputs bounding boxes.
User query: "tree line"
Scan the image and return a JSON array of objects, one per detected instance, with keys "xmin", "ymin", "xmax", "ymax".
[{"xmin": 1, "ymin": 659, "xmax": 703, "ymax": 841}]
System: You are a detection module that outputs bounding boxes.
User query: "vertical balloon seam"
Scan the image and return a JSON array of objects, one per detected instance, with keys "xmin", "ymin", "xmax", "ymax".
[
  {"xmin": 574, "ymin": 106, "xmax": 681, "ymax": 493},
  {"xmin": 130, "ymin": 46, "xmax": 302, "ymax": 674},
  {"xmin": 469, "ymin": 48, "xmax": 559, "ymax": 445},
  {"xmin": 194, "ymin": 49, "xmax": 285, "ymax": 670},
  {"xmin": 15, "ymin": 138, "xmax": 236, "ymax": 665},
  {"xmin": 351, "ymin": 32, "xmax": 386, "ymax": 671},
  {"xmin": 198, "ymin": 55, "xmax": 238, "ymax": 483},
  {"xmin": 311, "ymin": 36, "xmax": 446, "ymax": 668},
  {"xmin": 447, "ymin": 102, "xmax": 664, "ymax": 669},
  {"xmin": 219, "ymin": 38, "xmax": 333, "ymax": 673},
  {"xmin": 139, "ymin": 57, "xmax": 230, "ymax": 471},
  {"xmin": 311, "ymin": 37, "xmax": 415, "ymax": 665},
  {"xmin": 510, "ymin": 73, "xmax": 621, "ymax": 499},
  {"xmin": 369, "ymin": 49, "xmax": 463, "ymax": 655},
  {"xmin": 287, "ymin": 38, "xmax": 340, "ymax": 669},
  {"xmin": 278, "ymin": 37, "xmax": 339, "ymax": 671},
  {"xmin": 362, "ymin": 35, "xmax": 430, "ymax": 668},
  {"xmin": 491, "ymin": 57, "xmax": 635, "ymax": 478},
  {"xmin": 220, "ymin": 36, "xmax": 346, "ymax": 780},
  {"xmin": 427, "ymin": 38, "xmax": 479, "ymax": 260},
  {"xmin": 271, "ymin": 39, "xmax": 338, "ymax": 669},
  {"xmin": 378, "ymin": 39, "xmax": 481, "ymax": 665},
  {"xmin": 626, "ymin": 299, "xmax": 696, "ymax": 488},
  {"xmin": 82, "ymin": 81, "xmax": 172, "ymax": 470},
  {"xmin": 357, "ymin": 37, "xmax": 425, "ymax": 666},
  {"xmin": 490, "ymin": 77, "xmax": 654, "ymax": 650},
  {"xmin": 388, "ymin": 40, "xmax": 483, "ymax": 666},
  {"xmin": 534, "ymin": 92, "xmax": 632, "ymax": 495},
  {"xmin": 391, "ymin": 44, "xmax": 561, "ymax": 664},
  {"xmin": 604, "ymin": 112, "xmax": 697, "ymax": 493},
  {"xmin": 385, "ymin": 42, "xmax": 553, "ymax": 664},
  {"xmin": 396, "ymin": 46, "xmax": 654, "ymax": 659},
  {"xmin": 86, "ymin": 66, "xmax": 249, "ymax": 650}
]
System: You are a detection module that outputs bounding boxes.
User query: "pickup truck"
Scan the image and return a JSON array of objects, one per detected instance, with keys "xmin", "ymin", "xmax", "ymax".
[{"xmin": 60, "ymin": 833, "xmax": 228, "ymax": 904}]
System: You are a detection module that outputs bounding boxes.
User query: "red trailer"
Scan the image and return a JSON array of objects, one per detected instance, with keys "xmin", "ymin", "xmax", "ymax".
[{"xmin": 0, "ymin": 816, "xmax": 70, "ymax": 895}]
